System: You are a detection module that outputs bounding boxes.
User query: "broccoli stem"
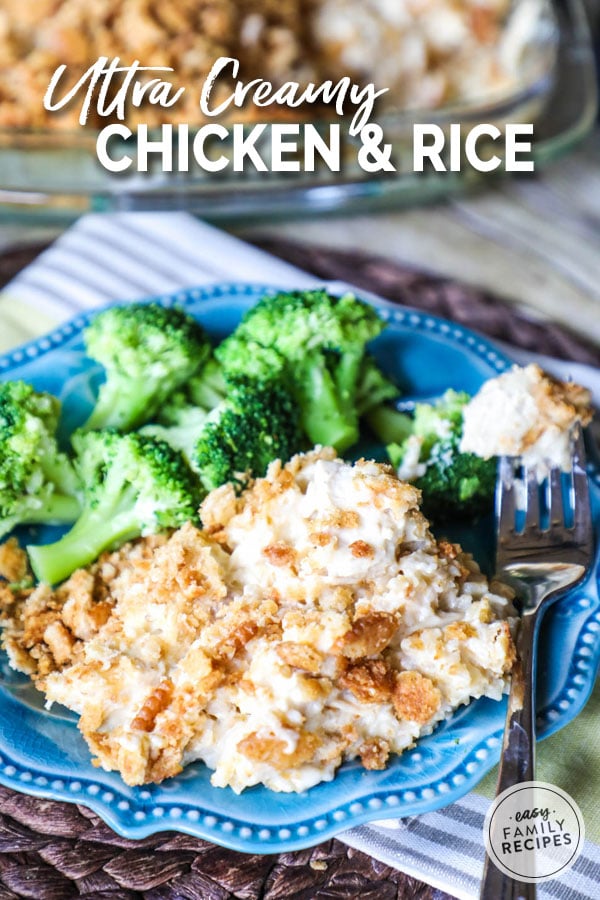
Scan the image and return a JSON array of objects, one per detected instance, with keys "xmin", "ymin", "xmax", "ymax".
[
  {"xmin": 296, "ymin": 357, "xmax": 359, "ymax": 452},
  {"xmin": 141, "ymin": 422, "xmax": 204, "ymax": 464},
  {"xmin": 366, "ymin": 406, "xmax": 413, "ymax": 445},
  {"xmin": 39, "ymin": 457, "xmax": 80, "ymax": 497},
  {"xmin": 83, "ymin": 379, "xmax": 155, "ymax": 432},
  {"xmin": 27, "ymin": 507, "xmax": 142, "ymax": 586},
  {"xmin": 0, "ymin": 494, "xmax": 81, "ymax": 542},
  {"xmin": 332, "ymin": 350, "xmax": 363, "ymax": 407},
  {"xmin": 24, "ymin": 494, "xmax": 81, "ymax": 526},
  {"xmin": 188, "ymin": 361, "xmax": 227, "ymax": 410}
]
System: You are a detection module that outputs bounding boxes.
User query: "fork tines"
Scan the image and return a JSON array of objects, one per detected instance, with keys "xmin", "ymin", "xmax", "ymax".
[{"xmin": 496, "ymin": 428, "xmax": 593, "ymax": 567}]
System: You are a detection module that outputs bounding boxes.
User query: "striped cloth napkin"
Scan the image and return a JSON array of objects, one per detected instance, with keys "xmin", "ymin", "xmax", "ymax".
[{"xmin": 1, "ymin": 212, "xmax": 599, "ymax": 900}]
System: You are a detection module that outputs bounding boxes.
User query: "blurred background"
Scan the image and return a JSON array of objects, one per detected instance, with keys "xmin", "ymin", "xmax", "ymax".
[
  {"xmin": 1, "ymin": 0, "xmax": 598, "ymax": 347},
  {"xmin": 0, "ymin": 0, "xmax": 593, "ymax": 220}
]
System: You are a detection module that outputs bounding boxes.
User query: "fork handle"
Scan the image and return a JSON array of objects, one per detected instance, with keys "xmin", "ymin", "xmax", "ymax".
[{"xmin": 480, "ymin": 613, "xmax": 537, "ymax": 900}]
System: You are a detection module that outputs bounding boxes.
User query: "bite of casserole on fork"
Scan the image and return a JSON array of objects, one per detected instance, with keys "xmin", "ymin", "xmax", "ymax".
[{"xmin": 460, "ymin": 363, "xmax": 593, "ymax": 480}]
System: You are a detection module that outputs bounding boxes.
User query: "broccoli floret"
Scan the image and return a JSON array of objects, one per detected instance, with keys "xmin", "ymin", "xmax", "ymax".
[
  {"xmin": 192, "ymin": 380, "xmax": 304, "ymax": 493},
  {"xmin": 27, "ymin": 430, "xmax": 200, "ymax": 585},
  {"xmin": 215, "ymin": 290, "xmax": 386, "ymax": 452},
  {"xmin": 0, "ymin": 380, "xmax": 81, "ymax": 539},
  {"xmin": 143, "ymin": 354, "xmax": 298, "ymax": 475},
  {"xmin": 414, "ymin": 437, "xmax": 496, "ymax": 520},
  {"xmin": 186, "ymin": 356, "xmax": 228, "ymax": 410},
  {"xmin": 157, "ymin": 391, "xmax": 210, "ymax": 430},
  {"xmin": 141, "ymin": 399, "xmax": 209, "ymax": 463},
  {"xmin": 81, "ymin": 303, "xmax": 211, "ymax": 433},
  {"xmin": 386, "ymin": 390, "xmax": 496, "ymax": 520},
  {"xmin": 140, "ymin": 356, "xmax": 229, "ymax": 461},
  {"xmin": 216, "ymin": 340, "xmax": 287, "ymax": 387},
  {"xmin": 355, "ymin": 354, "xmax": 399, "ymax": 417},
  {"xmin": 411, "ymin": 389, "xmax": 469, "ymax": 457},
  {"xmin": 140, "ymin": 355, "xmax": 229, "ymax": 458},
  {"xmin": 140, "ymin": 416, "xmax": 207, "ymax": 463}
]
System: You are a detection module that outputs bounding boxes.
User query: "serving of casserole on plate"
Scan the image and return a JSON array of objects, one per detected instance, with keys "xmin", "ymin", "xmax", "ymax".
[
  {"xmin": 0, "ymin": 283, "xmax": 598, "ymax": 852},
  {"xmin": 1, "ymin": 449, "xmax": 517, "ymax": 793}
]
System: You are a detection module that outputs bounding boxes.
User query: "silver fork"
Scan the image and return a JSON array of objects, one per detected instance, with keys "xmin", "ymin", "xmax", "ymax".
[{"xmin": 480, "ymin": 430, "xmax": 594, "ymax": 900}]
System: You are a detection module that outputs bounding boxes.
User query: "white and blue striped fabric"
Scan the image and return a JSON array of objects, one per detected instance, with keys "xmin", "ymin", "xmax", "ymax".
[{"xmin": 3, "ymin": 211, "xmax": 600, "ymax": 900}]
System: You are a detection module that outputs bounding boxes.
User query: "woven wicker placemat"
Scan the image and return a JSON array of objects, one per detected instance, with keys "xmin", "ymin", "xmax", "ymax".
[
  {"xmin": 0, "ymin": 237, "xmax": 596, "ymax": 900},
  {"xmin": 0, "ymin": 785, "xmax": 442, "ymax": 900}
]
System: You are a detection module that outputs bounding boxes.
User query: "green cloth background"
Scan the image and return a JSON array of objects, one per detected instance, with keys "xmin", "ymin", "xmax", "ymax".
[
  {"xmin": 0, "ymin": 294, "xmax": 57, "ymax": 353},
  {"xmin": 2, "ymin": 293, "xmax": 599, "ymax": 843},
  {"xmin": 479, "ymin": 682, "xmax": 600, "ymax": 841}
]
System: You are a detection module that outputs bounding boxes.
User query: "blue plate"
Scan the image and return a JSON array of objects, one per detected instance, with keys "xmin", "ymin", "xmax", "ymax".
[{"xmin": 0, "ymin": 283, "xmax": 598, "ymax": 853}]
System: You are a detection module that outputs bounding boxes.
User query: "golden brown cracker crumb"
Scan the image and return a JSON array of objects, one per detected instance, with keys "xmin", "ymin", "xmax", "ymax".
[
  {"xmin": 393, "ymin": 671, "xmax": 441, "ymax": 725},
  {"xmin": 42, "ymin": 621, "xmax": 75, "ymax": 667},
  {"xmin": 359, "ymin": 737, "xmax": 390, "ymax": 770},
  {"xmin": 262, "ymin": 542, "xmax": 298, "ymax": 568},
  {"xmin": 277, "ymin": 641, "xmax": 323, "ymax": 674},
  {"xmin": 321, "ymin": 509, "xmax": 360, "ymax": 529},
  {"xmin": 338, "ymin": 612, "xmax": 397, "ymax": 659},
  {"xmin": 59, "ymin": 569, "xmax": 113, "ymax": 640},
  {"xmin": 349, "ymin": 540, "xmax": 374, "ymax": 559},
  {"xmin": 0, "ymin": 538, "xmax": 28, "ymax": 583},
  {"xmin": 438, "ymin": 540, "xmax": 459, "ymax": 560},
  {"xmin": 339, "ymin": 659, "xmax": 393, "ymax": 703},
  {"xmin": 496, "ymin": 621, "xmax": 517, "ymax": 674},
  {"xmin": 200, "ymin": 482, "xmax": 240, "ymax": 533},
  {"xmin": 131, "ymin": 680, "xmax": 174, "ymax": 732},
  {"xmin": 445, "ymin": 621, "xmax": 478, "ymax": 641},
  {"xmin": 218, "ymin": 621, "xmax": 260, "ymax": 659},
  {"xmin": 237, "ymin": 731, "xmax": 320, "ymax": 770},
  {"xmin": 539, "ymin": 367, "xmax": 592, "ymax": 427}
]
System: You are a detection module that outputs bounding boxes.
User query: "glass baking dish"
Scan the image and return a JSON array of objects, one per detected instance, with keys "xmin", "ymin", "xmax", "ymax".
[{"xmin": 0, "ymin": 0, "xmax": 595, "ymax": 223}]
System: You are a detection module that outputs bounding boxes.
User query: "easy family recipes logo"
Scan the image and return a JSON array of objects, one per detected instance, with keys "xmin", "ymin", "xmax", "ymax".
[
  {"xmin": 44, "ymin": 56, "xmax": 535, "ymax": 176},
  {"xmin": 484, "ymin": 782, "xmax": 585, "ymax": 884}
]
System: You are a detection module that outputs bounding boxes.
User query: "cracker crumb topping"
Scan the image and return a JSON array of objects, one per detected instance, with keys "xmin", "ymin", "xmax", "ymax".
[{"xmin": 1, "ymin": 448, "xmax": 516, "ymax": 792}]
